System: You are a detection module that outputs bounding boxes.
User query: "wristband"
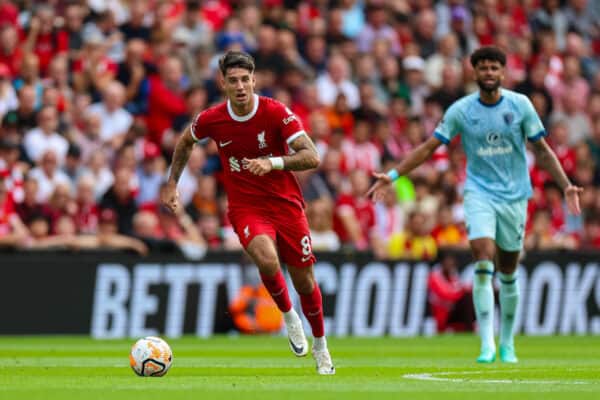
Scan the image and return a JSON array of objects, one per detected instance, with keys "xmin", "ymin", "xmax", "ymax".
[
  {"xmin": 386, "ymin": 169, "xmax": 399, "ymax": 182},
  {"xmin": 269, "ymin": 157, "xmax": 284, "ymax": 170}
]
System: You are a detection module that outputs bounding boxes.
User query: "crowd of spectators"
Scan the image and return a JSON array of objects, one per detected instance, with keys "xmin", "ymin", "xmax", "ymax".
[{"xmin": 1, "ymin": 0, "xmax": 600, "ymax": 259}]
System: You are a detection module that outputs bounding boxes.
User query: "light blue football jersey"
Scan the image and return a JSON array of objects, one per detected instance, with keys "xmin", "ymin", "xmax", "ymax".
[{"xmin": 434, "ymin": 88, "xmax": 546, "ymax": 202}]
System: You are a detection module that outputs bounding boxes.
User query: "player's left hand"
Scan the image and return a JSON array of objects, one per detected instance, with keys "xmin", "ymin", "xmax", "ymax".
[
  {"xmin": 243, "ymin": 157, "xmax": 272, "ymax": 176},
  {"xmin": 366, "ymin": 172, "xmax": 393, "ymax": 202},
  {"xmin": 564, "ymin": 184, "xmax": 584, "ymax": 215}
]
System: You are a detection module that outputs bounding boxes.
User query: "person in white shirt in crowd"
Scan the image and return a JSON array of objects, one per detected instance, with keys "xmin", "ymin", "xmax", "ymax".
[
  {"xmin": 136, "ymin": 142, "xmax": 165, "ymax": 206},
  {"xmin": 307, "ymin": 197, "xmax": 341, "ymax": 251},
  {"xmin": 23, "ymin": 106, "xmax": 68, "ymax": 165},
  {"xmin": 0, "ymin": 64, "xmax": 18, "ymax": 120},
  {"xmin": 82, "ymin": 151, "xmax": 114, "ymax": 201},
  {"xmin": 315, "ymin": 54, "xmax": 360, "ymax": 110},
  {"xmin": 87, "ymin": 80, "xmax": 133, "ymax": 151},
  {"xmin": 28, "ymin": 150, "xmax": 71, "ymax": 203}
]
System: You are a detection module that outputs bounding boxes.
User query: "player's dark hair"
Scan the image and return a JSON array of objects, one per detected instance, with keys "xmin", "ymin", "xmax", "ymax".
[
  {"xmin": 470, "ymin": 46, "xmax": 506, "ymax": 67},
  {"xmin": 218, "ymin": 51, "xmax": 255, "ymax": 76}
]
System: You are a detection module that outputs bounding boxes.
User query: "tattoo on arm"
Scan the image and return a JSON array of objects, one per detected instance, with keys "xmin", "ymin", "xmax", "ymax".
[
  {"xmin": 282, "ymin": 133, "xmax": 320, "ymax": 171},
  {"xmin": 531, "ymin": 138, "xmax": 571, "ymax": 190},
  {"xmin": 168, "ymin": 127, "xmax": 196, "ymax": 183}
]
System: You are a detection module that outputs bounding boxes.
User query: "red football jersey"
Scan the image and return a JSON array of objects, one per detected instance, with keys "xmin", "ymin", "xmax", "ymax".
[{"xmin": 190, "ymin": 95, "xmax": 308, "ymax": 210}]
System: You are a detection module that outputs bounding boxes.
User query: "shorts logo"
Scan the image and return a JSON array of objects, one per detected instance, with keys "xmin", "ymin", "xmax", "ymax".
[
  {"xmin": 301, "ymin": 255, "xmax": 312, "ymax": 262},
  {"xmin": 244, "ymin": 225, "xmax": 250, "ymax": 238},
  {"xmin": 257, "ymin": 131, "xmax": 267, "ymax": 149}
]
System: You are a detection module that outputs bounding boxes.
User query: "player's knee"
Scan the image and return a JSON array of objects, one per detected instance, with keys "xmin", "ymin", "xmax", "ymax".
[
  {"xmin": 474, "ymin": 261, "xmax": 494, "ymax": 286},
  {"xmin": 471, "ymin": 244, "xmax": 494, "ymax": 261},
  {"xmin": 251, "ymin": 249, "xmax": 280, "ymax": 272}
]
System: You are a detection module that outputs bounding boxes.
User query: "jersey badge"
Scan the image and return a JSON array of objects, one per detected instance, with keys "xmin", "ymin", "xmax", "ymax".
[{"xmin": 257, "ymin": 131, "xmax": 267, "ymax": 149}]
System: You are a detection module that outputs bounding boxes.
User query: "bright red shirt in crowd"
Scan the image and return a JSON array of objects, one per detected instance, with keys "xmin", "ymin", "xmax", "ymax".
[
  {"xmin": 428, "ymin": 268, "xmax": 468, "ymax": 332},
  {"xmin": 333, "ymin": 194, "xmax": 375, "ymax": 246},
  {"xmin": 146, "ymin": 75, "xmax": 187, "ymax": 145},
  {"xmin": 0, "ymin": 192, "xmax": 16, "ymax": 236},
  {"xmin": 32, "ymin": 30, "xmax": 69, "ymax": 75}
]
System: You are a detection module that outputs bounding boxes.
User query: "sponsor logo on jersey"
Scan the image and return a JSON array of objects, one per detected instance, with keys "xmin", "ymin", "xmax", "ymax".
[
  {"xmin": 476, "ymin": 131, "xmax": 514, "ymax": 157},
  {"xmin": 229, "ymin": 157, "xmax": 241, "ymax": 172},
  {"xmin": 219, "ymin": 140, "xmax": 233, "ymax": 147}
]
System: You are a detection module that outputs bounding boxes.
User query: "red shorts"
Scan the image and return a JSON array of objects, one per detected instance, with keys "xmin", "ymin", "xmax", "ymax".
[{"xmin": 228, "ymin": 204, "xmax": 316, "ymax": 268}]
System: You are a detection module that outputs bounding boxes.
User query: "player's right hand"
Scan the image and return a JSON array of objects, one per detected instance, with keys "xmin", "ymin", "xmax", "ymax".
[
  {"xmin": 161, "ymin": 181, "xmax": 180, "ymax": 214},
  {"xmin": 366, "ymin": 172, "xmax": 393, "ymax": 202}
]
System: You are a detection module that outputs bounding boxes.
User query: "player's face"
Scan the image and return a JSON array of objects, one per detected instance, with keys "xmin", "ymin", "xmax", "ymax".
[
  {"xmin": 474, "ymin": 59, "xmax": 504, "ymax": 92},
  {"xmin": 222, "ymin": 67, "xmax": 256, "ymax": 110}
]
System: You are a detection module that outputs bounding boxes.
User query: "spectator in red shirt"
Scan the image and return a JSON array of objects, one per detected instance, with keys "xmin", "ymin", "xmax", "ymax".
[
  {"xmin": 0, "ymin": 0, "xmax": 18, "ymax": 28},
  {"xmin": 428, "ymin": 252, "xmax": 474, "ymax": 333},
  {"xmin": 0, "ymin": 173, "xmax": 28, "ymax": 247},
  {"xmin": 72, "ymin": 34, "xmax": 118, "ymax": 101},
  {"xmin": 23, "ymin": 5, "xmax": 69, "ymax": 76},
  {"xmin": 0, "ymin": 25, "xmax": 22, "ymax": 78},
  {"xmin": 146, "ymin": 56, "xmax": 187, "ymax": 145},
  {"xmin": 334, "ymin": 169, "xmax": 375, "ymax": 250}
]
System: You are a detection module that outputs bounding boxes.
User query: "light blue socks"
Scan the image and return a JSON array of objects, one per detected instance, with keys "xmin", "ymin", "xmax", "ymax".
[
  {"xmin": 498, "ymin": 270, "xmax": 519, "ymax": 362},
  {"xmin": 473, "ymin": 260, "xmax": 495, "ymax": 361}
]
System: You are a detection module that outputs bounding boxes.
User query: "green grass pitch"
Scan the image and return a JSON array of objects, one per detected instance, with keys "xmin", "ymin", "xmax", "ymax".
[{"xmin": 0, "ymin": 335, "xmax": 598, "ymax": 400}]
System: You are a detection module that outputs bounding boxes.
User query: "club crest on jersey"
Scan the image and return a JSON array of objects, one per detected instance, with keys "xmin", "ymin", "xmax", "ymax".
[
  {"xmin": 503, "ymin": 112, "xmax": 514, "ymax": 125},
  {"xmin": 257, "ymin": 131, "xmax": 267, "ymax": 149}
]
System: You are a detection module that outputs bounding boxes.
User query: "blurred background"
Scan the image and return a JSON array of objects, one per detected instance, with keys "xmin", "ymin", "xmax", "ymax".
[{"xmin": 0, "ymin": 0, "xmax": 599, "ymax": 338}]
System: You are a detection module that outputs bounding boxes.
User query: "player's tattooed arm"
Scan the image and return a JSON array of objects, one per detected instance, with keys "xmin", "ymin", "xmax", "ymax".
[
  {"xmin": 162, "ymin": 126, "xmax": 196, "ymax": 213},
  {"xmin": 283, "ymin": 133, "xmax": 320, "ymax": 171},
  {"xmin": 531, "ymin": 137, "xmax": 583, "ymax": 215},
  {"xmin": 167, "ymin": 126, "xmax": 196, "ymax": 184},
  {"xmin": 530, "ymin": 137, "xmax": 571, "ymax": 190}
]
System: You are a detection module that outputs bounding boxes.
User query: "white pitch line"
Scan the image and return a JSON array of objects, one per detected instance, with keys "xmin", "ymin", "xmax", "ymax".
[{"xmin": 403, "ymin": 370, "xmax": 590, "ymax": 385}]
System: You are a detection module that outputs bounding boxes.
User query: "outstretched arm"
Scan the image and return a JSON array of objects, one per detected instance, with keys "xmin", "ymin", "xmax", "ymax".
[
  {"xmin": 162, "ymin": 127, "xmax": 196, "ymax": 213},
  {"xmin": 244, "ymin": 133, "xmax": 320, "ymax": 176},
  {"xmin": 367, "ymin": 136, "xmax": 443, "ymax": 201},
  {"xmin": 530, "ymin": 138, "xmax": 583, "ymax": 215}
]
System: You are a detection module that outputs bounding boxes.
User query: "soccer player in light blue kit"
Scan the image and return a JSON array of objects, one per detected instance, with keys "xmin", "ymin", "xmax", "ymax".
[{"xmin": 367, "ymin": 47, "xmax": 583, "ymax": 363}]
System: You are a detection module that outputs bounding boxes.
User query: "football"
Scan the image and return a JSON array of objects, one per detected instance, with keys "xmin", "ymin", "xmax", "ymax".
[{"xmin": 129, "ymin": 336, "xmax": 173, "ymax": 377}]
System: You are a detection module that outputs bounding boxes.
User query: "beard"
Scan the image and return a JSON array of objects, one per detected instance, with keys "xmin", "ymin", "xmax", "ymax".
[{"xmin": 476, "ymin": 78, "xmax": 501, "ymax": 92}]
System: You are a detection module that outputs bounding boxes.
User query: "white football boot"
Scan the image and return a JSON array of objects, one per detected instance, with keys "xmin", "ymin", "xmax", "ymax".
[
  {"xmin": 284, "ymin": 309, "xmax": 308, "ymax": 357},
  {"xmin": 312, "ymin": 346, "xmax": 335, "ymax": 375}
]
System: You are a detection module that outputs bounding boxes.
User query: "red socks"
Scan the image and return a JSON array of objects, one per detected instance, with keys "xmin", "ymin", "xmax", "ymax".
[
  {"xmin": 260, "ymin": 270, "xmax": 292, "ymax": 312},
  {"xmin": 300, "ymin": 284, "xmax": 325, "ymax": 338}
]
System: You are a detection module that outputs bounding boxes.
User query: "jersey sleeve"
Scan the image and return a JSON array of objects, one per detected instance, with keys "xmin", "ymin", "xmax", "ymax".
[
  {"xmin": 520, "ymin": 95, "xmax": 547, "ymax": 142},
  {"xmin": 433, "ymin": 103, "xmax": 461, "ymax": 145},
  {"xmin": 272, "ymin": 101, "xmax": 306, "ymax": 145},
  {"xmin": 189, "ymin": 111, "xmax": 209, "ymax": 142}
]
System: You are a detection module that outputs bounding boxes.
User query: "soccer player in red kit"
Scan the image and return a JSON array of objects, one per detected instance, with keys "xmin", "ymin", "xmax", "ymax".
[{"xmin": 161, "ymin": 51, "xmax": 335, "ymax": 375}]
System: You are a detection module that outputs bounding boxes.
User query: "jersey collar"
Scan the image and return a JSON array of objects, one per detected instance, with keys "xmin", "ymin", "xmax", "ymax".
[
  {"xmin": 477, "ymin": 90, "xmax": 504, "ymax": 107},
  {"xmin": 227, "ymin": 94, "xmax": 259, "ymax": 122}
]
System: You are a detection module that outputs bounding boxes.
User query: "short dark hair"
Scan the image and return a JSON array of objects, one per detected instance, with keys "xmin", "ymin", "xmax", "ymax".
[
  {"xmin": 470, "ymin": 46, "xmax": 506, "ymax": 67},
  {"xmin": 218, "ymin": 51, "xmax": 255, "ymax": 76}
]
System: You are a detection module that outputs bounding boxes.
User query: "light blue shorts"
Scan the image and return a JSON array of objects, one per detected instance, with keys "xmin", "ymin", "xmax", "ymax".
[{"xmin": 463, "ymin": 191, "xmax": 528, "ymax": 252}]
